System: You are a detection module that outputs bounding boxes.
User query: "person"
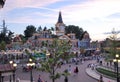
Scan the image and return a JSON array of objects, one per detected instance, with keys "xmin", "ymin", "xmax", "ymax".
[
  {"xmin": 99, "ymin": 75, "xmax": 103, "ymax": 82},
  {"xmin": 68, "ymin": 65, "xmax": 72, "ymax": 74},
  {"xmin": 74, "ymin": 66, "xmax": 79, "ymax": 75},
  {"xmin": 64, "ymin": 76, "xmax": 68, "ymax": 82},
  {"xmin": 38, "ymin": 75, "xmax": 44, "ymax": 82},
  {"xmin": 107, "ymin": 62, "xmax": 109, "ymax": 67},
  {"xmin": 91, "ymin": 63, "xmax": 94, "ymax": 70}
]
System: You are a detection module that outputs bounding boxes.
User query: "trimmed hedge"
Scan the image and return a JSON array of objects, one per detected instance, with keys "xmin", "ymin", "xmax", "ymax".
[{"xmin": 96, "ymin": 68, "xmax": 120, "ymax": 78}]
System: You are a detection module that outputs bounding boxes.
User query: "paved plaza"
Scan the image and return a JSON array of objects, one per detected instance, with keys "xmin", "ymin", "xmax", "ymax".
[
  {"xmin": 4, "ymin": 60, "xmax": 97, "ymax": 82},
  {"xmin": 4, "ymin": 59, "xmax": 117, "ymax": 82}
]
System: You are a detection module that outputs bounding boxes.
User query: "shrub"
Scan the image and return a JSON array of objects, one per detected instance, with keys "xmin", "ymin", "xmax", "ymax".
[{"xmin": 96, "ymin": 68, "xmax": 119, "ymax": 78}]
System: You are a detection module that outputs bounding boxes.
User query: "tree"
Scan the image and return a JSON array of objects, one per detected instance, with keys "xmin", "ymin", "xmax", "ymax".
[
  {"xmin": 109, "ymin": 29, "xmax": 120, "ymax": 58},
  {"xmin": 105, "ymin": 28, "xmax": 120, "ymax": 61},
  {"xmin": 19, "ymin": 34, "xmax": 26, "ymax": 44},
  {"xmin": 7, "ymin": 31, "xmax": 14, "ymax": 43},
  {"xmin": 24, "ymin": 25, "xmax": 36, "ymax": 40},
  {"xmin": 0, "ymin": 20, "xmax": 14, "ymax": 44},
  {"xmin": 43, "ymin": 26, "xmax": 47, "ymax": 31},
  {"xmin": 0, "ymin": 32, "xmax": 5, "ymax": 43},
  {"xmin": 37, "ymin": 26, "xmax": 42, "ymax": 33},
  {"xmin": 51, "ymin": 27, "xmax": 54, "ymax": 32},
  {"xmin": 39, "ymin": 39, "xmax": 72, "ymax": 82},
  {"xmin": 0, "ymin": 41, "xmax": 6, "ymax": 50},
  {"xmin": 65, "ymin": 25, "xmax": 84, "ymax": 40}
]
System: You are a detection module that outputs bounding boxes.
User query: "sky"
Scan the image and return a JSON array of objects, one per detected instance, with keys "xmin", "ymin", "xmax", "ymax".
[{"xmin": 0, "ymin": 0, "xmax": 120, "ymax": 41}]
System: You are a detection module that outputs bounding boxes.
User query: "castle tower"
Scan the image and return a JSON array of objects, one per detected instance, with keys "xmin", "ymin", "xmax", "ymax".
[{"xmin": 55, "ymin": 11, "xmax": 65, "ymax": 36}]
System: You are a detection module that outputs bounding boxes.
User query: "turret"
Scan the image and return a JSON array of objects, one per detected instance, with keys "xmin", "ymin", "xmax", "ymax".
[
  {"xmin": 55, "ymin": 11, "xmax": 65, "ymax": 36},
  {"xmin": 57, "ymin": 11, "xmax": 63, "ymax": 23}
]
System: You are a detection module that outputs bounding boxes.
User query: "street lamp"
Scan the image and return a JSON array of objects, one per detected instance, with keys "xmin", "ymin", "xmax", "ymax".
[
  {"xmin": 27, "ymin": 58, "xmax": 35, "ymax": 82},
  {"xmin": 113, "ymin": 54, "xmax": 120, "ymax": 82},
  {"xmin": 46, "ymin": 52, "xmax": 50, "ymax": 56},
  {"xmin": 9, "ymin": 60, "xmax": 17, "ymax": 82},
  {"xmin": 46, "ymin": 51, "xmax": 50, "ymax": 59}
]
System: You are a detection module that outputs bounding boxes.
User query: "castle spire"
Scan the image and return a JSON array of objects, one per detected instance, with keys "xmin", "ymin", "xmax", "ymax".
[
  {"xmin": 55, "ymin": 11, "xmax": 65, "ymax": 36},
  {"xmin": 57, "ymin": 11, "xmax": 63, "ymax": 23}
]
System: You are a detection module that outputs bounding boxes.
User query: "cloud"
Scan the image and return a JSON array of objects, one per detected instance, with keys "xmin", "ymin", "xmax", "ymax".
[
  {"xmin": 3, "ymin": 9, "xmax": 58, "ymax": 25},
  {"xmin": 3, "ymin": 0, "xmax": 120, "ymax": 24},
  {"xmin": 107, "ymin": 13, "xmax": 120, "ymax": 18},
  {"xmin": 0, "ymin": 0, "xmax": 63, "ymax": 24},
  {"xmin": 59, "ymin": 0, "xmax": 120, "ymax": 21},
  {"xmin": 2, "ymin": 0, "xmax": 62, "ymax": 13}
]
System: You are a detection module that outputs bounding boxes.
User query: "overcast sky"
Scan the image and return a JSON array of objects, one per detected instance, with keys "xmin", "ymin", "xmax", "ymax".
[{"xmin": 0, "ymin": 0, "xmax": 120, "ymax": 41}]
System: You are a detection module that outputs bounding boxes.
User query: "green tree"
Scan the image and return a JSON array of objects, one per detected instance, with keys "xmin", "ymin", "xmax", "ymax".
[
  {"xmin": 37, "ymin": 26, "xmax": 42, "ymax": 33},
  {"xmin": 7, "ymin": 31, "xmax": 14, "ymax": 43},
  {"xmin": 0, "ymin": 20, "xmax": 14, "ymax": 44},
  {"xmin": 19, "ymin": 34, "xmax": 26, "ymax": 44},
  {"xmin": 39, "ymin": 39, "xmax": 72, "ymax": 82},
  {"xmin": 0, "ymin": 31, "xmax": 14, "ymax": 44},
  {"xmin": 65, "ymin": 25, "xmax": 84, "ymax": 40},
  {"xmin": 51, "ymin": 27, "xmax": 54, "ymax": 32},
  {"xmin": 105, "ymin": 28, "xmax": 120, "ymax": 61},
  {"xmin": 24, "ymin": 25, "xmax": 36, "ymax": 40},
  {"xmin": 110, "ymin": 29, "xmax": 120, "ymax": 57},
  {"xmin": 0, "ymin": 41, "xmax": 6, "ymax": 50},
  {"xmin": 0, "ymin": 32, "xmax": 6, "ymax": 43},
  {"xmin": 43, "ymin": 26, "xmax": 47, "ymax": 31}
]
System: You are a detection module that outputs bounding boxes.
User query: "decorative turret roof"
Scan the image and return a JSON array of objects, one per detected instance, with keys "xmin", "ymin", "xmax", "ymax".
[
  {"xmin": 55, "ymin": 11, "xmax": 65, "ymax": 28},
  {"xmin": 55, "ymin": 11, "xmax": 65, "ymax": 36},
  {"xmin": 57, "ymin": 11, "xmax": 63, "ymax": 23}
]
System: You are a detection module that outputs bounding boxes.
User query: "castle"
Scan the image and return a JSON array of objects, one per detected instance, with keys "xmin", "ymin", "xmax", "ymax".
[{"xmin": 11, "ymin": 11, "xmax": 91, "ymax": 52}]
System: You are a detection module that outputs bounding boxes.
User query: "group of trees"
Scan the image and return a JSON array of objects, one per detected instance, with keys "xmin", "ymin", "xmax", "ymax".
[
  {"xmin": 23, "ymin": 25, "xmax": 86, "ymax": 40},
  {"xmin": 0, "ymin": 20, "xmax": 14, "ymax": 44},
  {"xmin": 24, "ymin": 25, "xmax": 36, "ymax": 40},
  {"xmin": 0, "ymin": 30, "xmax": 14, "ymax": 44},
  {"xmin": 65, "ymin": 25, "xmax": 85, "ymax": 40},
  {"xmin": 102, "ymin": 28, "xmax": 120, "ymax": 62},
  {"xmin": 0, "ymin": 20, "xmax": 14, "ymax": 50},
  {"xmin": 24, "ymin": 25, "xmax": 56, "ymax": 40}
]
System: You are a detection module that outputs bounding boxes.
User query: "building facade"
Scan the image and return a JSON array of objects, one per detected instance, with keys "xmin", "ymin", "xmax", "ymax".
[
  {"xmin": 25, "ymin": 11, "xmax": 78, "ymax": 50},
  {"xmin": 78, "ymin": 31, "xmax": 91, "ymax": 49}
]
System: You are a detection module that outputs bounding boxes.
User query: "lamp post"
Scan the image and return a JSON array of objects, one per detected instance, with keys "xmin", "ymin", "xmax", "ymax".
[
  {"xmin": 27, "ymin": 58, "xmax": 35, "ymax": 82},
  {"xmin": 113, "ymin": 54, "xmax": 120, "ymax": 82},
  {"xmin": 9, "ymin": 60, "xmax": 17, "ymax": 82}
]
